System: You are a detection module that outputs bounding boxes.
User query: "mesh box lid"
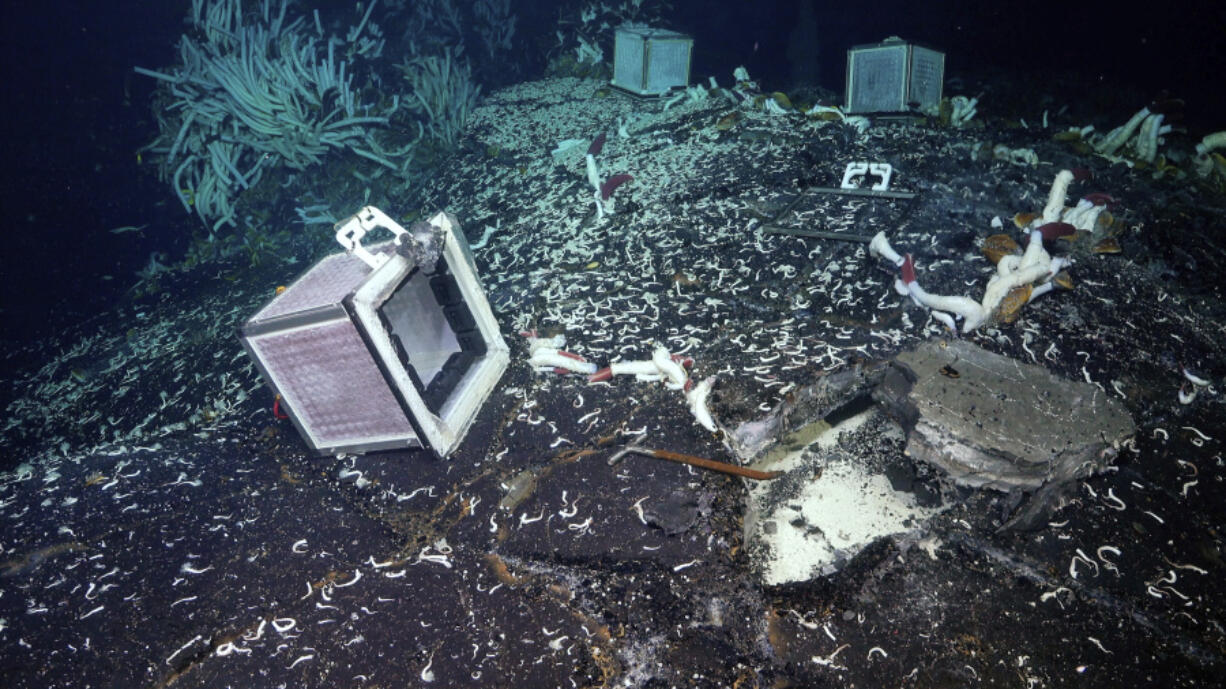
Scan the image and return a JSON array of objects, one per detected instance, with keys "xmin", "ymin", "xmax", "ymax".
[{"xmin": 248, "ymin": 241, "xmax": 397, "ymax": 323}]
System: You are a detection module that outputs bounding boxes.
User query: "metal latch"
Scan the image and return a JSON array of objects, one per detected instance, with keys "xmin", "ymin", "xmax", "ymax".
[{"xmin": 334, "ymin": 206, "xmax": 409, "ymax": 270}]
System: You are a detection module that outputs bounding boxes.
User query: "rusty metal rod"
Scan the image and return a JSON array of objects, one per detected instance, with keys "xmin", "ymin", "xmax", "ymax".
[
  {"xmin": 805, "ymin": 186, "xmax": 917, "ymax": 199},
  {"xmin": 762, "ymin": 226, "xmax": 873, "ymax": 242},
  {"xmin": 608, "ymin": 441, "xmax": 780, "ymax": 480}
]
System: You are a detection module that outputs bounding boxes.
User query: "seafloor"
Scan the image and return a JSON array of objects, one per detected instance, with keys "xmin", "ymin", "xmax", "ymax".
[{"xmin": 2, "ymin": 75, "xmax": 1225, "ymax": 688}]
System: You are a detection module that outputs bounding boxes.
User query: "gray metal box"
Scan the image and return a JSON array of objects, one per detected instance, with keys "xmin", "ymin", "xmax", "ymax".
[
  {"xmin": 845, "ymin": 37, "xmax": 944, "ymax": 114},
  {"xmin": 611, "ymin": 26, "xmax": 693, "ymax": 97},
  {"xmin": 240, "ymin": 208, "xmax": 509, "ymax": 458}
]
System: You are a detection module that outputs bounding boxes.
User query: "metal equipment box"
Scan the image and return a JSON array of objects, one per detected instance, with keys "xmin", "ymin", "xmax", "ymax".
[
  {"xmin": 240, "ymin": 207, "xmax": 509, "ymax": 458},
  {"xmin": 611, "ymin": 26, "xmax": 693, "ymax": 97},
  {"xmin": 844, "ymin": 37, "xmax": 944, "ymax": 114}
]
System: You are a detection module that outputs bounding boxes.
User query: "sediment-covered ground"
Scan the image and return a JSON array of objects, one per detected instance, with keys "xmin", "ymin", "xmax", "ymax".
[{"xmin": 2, "ymin": 75, "xmax": 1224, "ymax": 688}]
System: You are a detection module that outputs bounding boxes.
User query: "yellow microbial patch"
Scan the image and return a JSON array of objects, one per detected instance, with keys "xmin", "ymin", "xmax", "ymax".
[
  {"xmin": 997, "ymin": 284, "xmax": 1033, "ymax": 324},
  {"xmin": 1012, "ymin": 212, "xmax": 1039, "ymax": 228}
]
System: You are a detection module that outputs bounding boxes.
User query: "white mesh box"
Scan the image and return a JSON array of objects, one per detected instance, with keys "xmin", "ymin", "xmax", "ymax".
[
  {"xmin": 611, "ymin": 26, "xmax": 693, "ymax": 97},
  {"xmin": 845, "ymin": 37, "xmax": 944, "ymax": 114},
  {"xmin": 240, "ymin": 207, "xmax": 509, "ymax": 458}
]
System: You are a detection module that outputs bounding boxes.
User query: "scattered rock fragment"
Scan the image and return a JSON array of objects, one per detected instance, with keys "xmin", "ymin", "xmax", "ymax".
[{"xmin": 875, "ymin": 339, "xmax": 1136, "ymax": 529}]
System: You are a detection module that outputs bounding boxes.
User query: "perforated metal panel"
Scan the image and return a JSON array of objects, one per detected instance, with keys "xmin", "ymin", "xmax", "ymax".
[
  {"xmin": 846, "ymin": 38, "xmax": 944, "ymax": 114},
  {"xmin": 612, "ymin": 26, "xmax": 692, "ymax": 96},
  {"xmin": 241, "ymin": 208, "xmax": 509, "ymax": 458},
  {"xmin": 250, "ymin": 245, "xmax": 392, "ymax": 321},
  {"xmin": 908, "ymin": 46, "xmax": 945, "ymax": 112},
  {"xmin": 613, "ymin": 30, "xmax": 645, "ymax": 91},
  {"xmin": 246, "ymin": 319, "xmax": 415, "ymax": 450}
]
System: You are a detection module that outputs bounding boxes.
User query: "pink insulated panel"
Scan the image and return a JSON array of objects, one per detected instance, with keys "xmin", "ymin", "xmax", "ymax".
[{"xmin": 247, "ymin": 319, "xmax": 415, "ymax": 449}]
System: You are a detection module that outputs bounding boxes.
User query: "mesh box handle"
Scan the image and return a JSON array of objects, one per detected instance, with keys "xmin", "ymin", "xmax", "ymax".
[{"xmin": 334, "ymin": 206, "xmax": 410, "ymax": 270}]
